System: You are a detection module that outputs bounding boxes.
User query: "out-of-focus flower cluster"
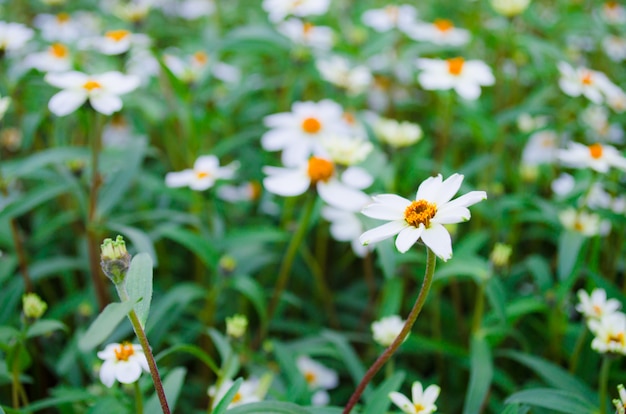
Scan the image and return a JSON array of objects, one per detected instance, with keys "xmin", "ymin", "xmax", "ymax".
[{"xmin": 576, "ymin": 288, "xmax": 626, "ymax": 355}]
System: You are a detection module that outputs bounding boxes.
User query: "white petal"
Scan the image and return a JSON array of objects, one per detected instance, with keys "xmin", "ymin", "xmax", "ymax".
[
  {"xmin": 99, "ymin": 360, "xmax": 117, "ymax": 388},
  {"xmin": 282, "ymin": 141, "xmax": 313, "ymax": 167},
  {"xmin": 48, "ymin": 90, "xmax": 87, "ymax": 116},
  {"xmin": 440, "ymin": 190, "xmax": 487, "ymax": 211},
  {"xmin": 432, "ymin": 206, "xmax": 471, "ymax": 224},
  {"xmin": 421, "ymin": 224, "xmax": 452, "ymax": 261},
  {"xmin": 342, "ymin": 167, "xmax": 373, "ymax": 189},
  {"xmin": 261, "ymin": 129, "xmax": 292, "ymax": 151},
  {"xmin": 263, "ymin": 169, "xmax": 309, "ymax": 196},
  {"xmin": 395, "ymin": 226, "xmax": 423, "ymax": 253},
  {"xmin": 359, "ymin": 220, "xmax": 407, "ymax": 245},
  {"xmin": 416, "ymin": 174, "xmax": 443, "ymax": 201},
  {"xmin": 411, "ymin": 381, "xmax": 425, "ymax": 402},
  {"xmin": 89, "ymin": 94, "xmax": 123, "ymax": 115},
  {"xmin": 422, "ymin": 384, "xmax": 441, "ymax": 405},
  {"xmin": 97, "ymin": 72, "xmax": 140, "ymax": 95},
  {"xmin": 194, "ymin": 155, "xmax": 218, "ymax": 171},
  {"xmin": 165, "ymin": 170, "xmax": 194, "ymax": 187},
  {"xmin": 45, "ymin": 71, "xmax": 88, "ymax": 88},
  {"xmin": 114, "ymin": 360, "xmax": 142, "ymax": 384},
  {"xmin": 389, "ymin": 391, "xmax": 416, "ymax": 414},
  {"xmin": 131, "ymin": 353, "xmax": 149, "ymax": 372},
  {"xmin": 189, "ymin": 177, "xmax": 215, "ymax": 191},
  {"xmin": 455, "ymin": 81, "xmax": 481, "ymax": 100},
  {"xmin": 432, "ymin": 173, "xmax": 463, "ymax": 205},
  {"xmin": 318, "ymin": 180, "xmax": 371, "ymax": 212},
  {"xmin": 362, "ymin": 194, "xmax": 410, "ymax": 220}
]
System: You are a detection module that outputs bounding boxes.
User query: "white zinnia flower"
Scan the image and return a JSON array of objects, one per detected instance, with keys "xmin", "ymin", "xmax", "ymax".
[
  {"xmin": 589, "ymin": 312, "xmax": 626, "ymax": 355},
  {"xmin": 208, "ymin": 378, "xmax": 261, "ymax": 409},
  {"xmin": 371, "ymin": 315, "xmax": 406, "ymax": 347},
  {"xmin": 0, "ymin": 21, "xmax": 34, "ymax": 52},
  {"xmin": 165, "ymin": 155, "xmax": 238, "ymax": 191},
  {"xmin": 521, "ymin": 130, "xmax": 559, "ymax": 166},
  {"xmin": 558, "ymin": 208, "xmax": 610, "ymax": 237},
  {"xmin": 416, "ymin": 57, "xmax": 495, "ymax": 100},
  {"xmin": 389, "ymin": 381, "xmax": 440, "ymax": 414},
  {"xmin": 160, "ymin": 0, "xmax": 215, "ymax": 20},
  {"xmin": 601, "ymin": 1, "xmax": 626, "ymax": 24},
  {"xmin": 557, "ymin": 62, "xmax": 615, "ymax": 104},
  {"xmin": 276, "ymin": 18, "xmax": 334, "ymax": 50},
  {"xmin": 321, "ymin": 205, "xmax": 372, "ymax": 258},
  {"xmin": 557, "ymin": 142, "xmax": 626, "ymax": 173},
  {"xmin": 296, "ymin": 356, "xmax": 338, "ymax": 405},
  {"xmin": 403, "ymin": 19, "xmax": 470, "ymax": 46},
  {"xmin": 97, "ymin": 342, "xmax": 149, "ymax": 387},
  {"xmin": 23, "ymin": 43, "xmax": 72, "ymax": 72},
  {"xmin": 373, "ymin": 117, "xmax": 423, "ymax": 148},
  {"xmin": 361, "ymin": 5, "xmax": 418, "ymax": 32},
  {"xmin": 550, "ymin": 173, "xmax": 575, "ymax": 197},
  {"xmin": 576, "ymin": 288, "xmax": 621, "ymax": 320},
  {"xmin": 262, "ymin": 0, "xmax": 330, "ymax": 23},
  {"xmin": 359, "ymin": 173, "xmax": 487, "ymax": 260},
  {"xmin": 602, "ymin": 35, "xmax": 626, "ymax": 62},
  {"xmin": 316, "ymin": 56, "xmax": 372, "ymax": 95},
  {"xmin": 163, "ymin": 51, "xmax": 240, "ymax": 84},
  {"xmin": 321, "ymin": 134, "xmax": 373, "ymax": 166},
  {"xmin": 45, "ymin": 71, "xmax": 140, "ymax": 116}
]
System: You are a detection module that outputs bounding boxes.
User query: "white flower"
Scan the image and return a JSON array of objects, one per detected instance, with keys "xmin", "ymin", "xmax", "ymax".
[
  {"xmin": 102, "ymin": 114, "xmax": 134, "ymax": 147},
  {"xmin": 45, "ymin": 71, "xmax": 140, "ymax": 116},
  {"xmin": 217, "ymin": 181, "xmax": 261, "ymax": 202},
  {"xmin": 126, "ymin": 47, "xmax": 160, "ymax": 85},
  {"xmin": 558, "ymin": 208, "xmax": 610, "ymax": 236},
  {"xmin": 373, "ymin": 117, "xmax": 423, "ymax": 148},
  {"xmin": 361, "ymin": 5, "xmax": 418, "ymax": 32},
  {"xmin": 0, "ymin": 21, "xmax": 34, "ymax": 52},
  {"xmin": 557, "ymin": 142, "xmax": 626, "ymax": 173},
  {"xmin": 321, "ymin": 205, "xmax": 372, "ymax": 258},
  {"xmin": 576, "ymin": 289, "xmax": 621, "ymax": 320},
  {"xmin": 551, "ymin": 173, "xmax": 575, "ymax": 197},
  {"xmin": 165, "ymin": 155, "xmax": 238, "ymax": 191},
  {"xmin": 261, "ymin": 99, "xmax": 350, "ymax": 167},
  {"xmin": 296, "ymin": 356, "xmax": 338, "ymax": 392},
  {"xmin": 403, "ymin": 19, "xmax": 470, "ymax": 46},
  {"xmin": 208, "ymin": 378, "xmax": 261, "ymax": 409},
  {"xmin": 601, "ymin": 1, "xmax": 626, "ymax": 24},
  {"xmin": 263, "ymin": 156, "xmax": 372, "ymax": 212},
  {"xmin": 163, "ymin": 51, "xmax": 240, "ymax": 84},
  {"xmin": 276, "ymin": 18, "xmax": 334, "ymax": 50},
  {"xmin": 371, "ymin": 315, "xmax": 406, "ymax": 347},
  {"xmin": 605, "ymin": 84, "xmax": 626, "ymax": 113},
  {"xmin": 516, "ymin": 113, "xmax": 549, "ymax": 133},
  {"xmin": 489, "ymin": 0, "xmax": 531, "ymax": 16},
  {"xmin": 359, "ymin": 173, "xmax": 487, "ymax": 260},
  {"xmin": 97, "ymin": 342, "xmax": 149, "ymax": 387},
  {"xmin": 33, "ymin": 12, "xmax": 99, "ymax": 43},
  {"xmin": 23, "ymin": 43, "xmax": 72, "ymax": 72},
  {"xmin": 389, "ymin": 381, "xmax": 440, "ymax": 414},
  {"xmin": 262, "ymin": 0, "xmax": 330, "ymax": 23},
  {"xmin": 521, "ymin": 130, "xmax": 559, "ymax": 166},
  {"xmin": 602, "ymin": 35, "xmax": 626, "ymax": 62},
  {"xmin": 581, "ymin": 105, "xmax": 624, "ymax": 144},
  {"xmin": 589, "ymin": 312, "xmax": 626, "ymax": 354},
  {"xmin": 557, "ymin": 62, "xmax": 615, "ymax": 104},
  {"xmin": 87, "ymin": 29, "xmax": 150, "ymax": 55},
  {"xmin": 416, "ymin": 57, "xmax": 495, "ymax": 100},
  {"xmin": 586, "ymin": 183, "xmax": 614, "ymax": 210},
  {"xmin": 321, "ymin": 134, "xmax": 373, "ymax": 166},
  {"xmin": 316, "ymin": 56, "xmax": 372, "ymax": 95}
]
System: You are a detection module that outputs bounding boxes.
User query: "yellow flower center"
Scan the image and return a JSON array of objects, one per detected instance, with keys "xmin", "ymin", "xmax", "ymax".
[
  {"xmin": 83, "ymin": 80, "xmax": 102, "ymax": 91},
  {"xmin": 404, "ymin": 200, "xmax": 437, "ymax": 228},
  {"xmin": 343, "ymin": 111, "xmax": 356, "ymax": 125},
  {"xmin": 434, "ymin": 18, "xmax": 454, "ymax": 32},
  {"xmin": 196, "ymin": 171, "xmax": 210, "ymax": 179},
  {"xmin": 581, "ymin": 71, "xmax": 594, "ymax": 86},
  {"xmin": 193, "ymin": 51, "xmax": 209, "ymax": 66},
  {"xmin": 301, "ymin": 117, "xmax": 322, "ymax": 134},
  {"xmin": 49, "ymin": 43, "xmax": 68, "ymax": 58},
  {"xmin": 606, "ymin": 1, "xmax": 618, "ymax": 10},
  {"xmin": 56, "ymin": 13, "xmax": 70, "ymax": 23},
  {"xmin": 414, "ymin": 403, "xmax": 426, "ymax": 412},
  {"xmin": 447, "ymin": 57, "xmax": 465, "ymax": 76},
  {"xmin": 609, "ymin": 332, "xmax": 625, "ymax": 345},
  {"xmin": 304, "ymin": 371, "xmax": 316, "ymax": 384},
  {"xmin": 303, "ymin": 22, "xmax": 314, "ymax": 35},
  {"xmin": 593, "ymin": 304, "xmax": 602, "ymax": 315},
  {"xmin": 114, "ymin": 343, "xmax": 135, "ymax": 361},
  {"xmin": 588, "ymin": 143, "xmax": 603, "ymax": 159},
  {"xmin": 232, "ymin": 392, "xmax": 242, "ymax": 403},
  {"xmin": 105, "ymin": 29, "xmax": 131, "ymax": 42},
  {"xmin": 307, "ymin": 157, "xmax": 334, "ymax": 183}
]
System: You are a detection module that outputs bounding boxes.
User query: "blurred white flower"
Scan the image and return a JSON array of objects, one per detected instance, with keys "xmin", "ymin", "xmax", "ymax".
[
  {"xmin": 516, "ymin": 113, "xmax": 549, "ymax": 133},
  {"xmin": 551, "ymin": 173, "xmax": 575, "ymax": 197},
  {"xmin": 605, "ymin": 84, "xmax": 626, "ymax": 113},
  {"xmin": 490, "ymin": 0, "xmax": 531, "ymax": 16},
  {"xmin": 296, "ymin": 356, "xmax": 338, "ymax": 406},
  {"xmin": 359, "ymin": 173, "xmax": 487, "ymax": 259},
  {"xmin": 558, "ymin": 208, "xmax": 610, "ymax": 236},
  {"xmin": 361, "ymin": 5, "xmax": 418, "ymax": 32},
  {"xmin": 316, "ymin": 56, "xmax": 372, "ymax": 95},
  {"xmin": 589, "ymin": 312, "xmax": 626, "ymax": 354},
  {"xmin": 321, "ymin": 135, "xmax": 373, "ymax": 166},
  {"xmin": 0, "ymin": 21, "xmax": 34, "ymax": 52},
  {"xmin": 23, "ymin": 43, "xmax": 72, "ymax": 72},
  {"xmin": 217, "ymin": 181, "xmax": 261, "ymax": 202},
  {"xmin": 105, "ymin": 0, "xmax": 153, "ymax": 23},
  {"xmin": 602, "ymin": 35, "xmax": 626, "ymax": 62},
  {"xmin": 586, "ymin": 183, "xmax": 614, "ymax": 210},
  {"xmin": 208, "ymin": 378, "xmax": 261, "ymax": 409},
  {"xmin": 34, "ymin": 13, "xmax": 84, "ymax": 43},
  {"xmin": 97, "ymin": 342, "xmax": 149, "ymax": 387},
  {"xmin": 373, "ymin": 117, "xmax": 423, "ymax": 148},
  {"xmin": 263, "ymin": 156, "xmax": 372, "ymax": 211},
  {"xmin": 416, "ymin": 57, "xmax": 495, "ymax": 100},
  {"xmin": 276, "ymin": 18, "xmax": 334, "ymax": 50},
  {"xmin": 371, "ymin": 315, "xmax": 406, "ymax": 347},
  {"xmin": 557, "ymin": 62, "xmax": 615, "ymax": 104},
  {"xmin": 126, "ymin": 47, "xmax": 160, "ymax": 84},
  {"xmin": 102, "ymin": 114, "xmax": 134, "ymax": 147},
  {"xmin": 557, "ymin": 142, "xmax": 626, "ymax": 173},
  {"xmin": 321, "ymin": 204, "xmax": 372, "ymax": 257},
  {"xmin": 403, "ymin": 19, "xmax": 470, "ymax": 46},
  {"xmin": 165, "ymin": 155, "xmax": 238, "ymax": 191},
  {"xmin": 576, "ymin": 288, "xmax": 621, "ymax": 320},
  {"xmin": 580, "ymin": 105, "xmax": 624, "ymax": 144},
  {"xmin": 262, "ymin": 0, "xmax": 330, "ymax": 23},
  {"xmin": 261, "ymin": 99, "xmax": 350, "ymax": 167},
  {"xmin": 601, "ymin": 1, "xmax": 626, "ymax": 24},
  {"xmin": 389, "ymin": 381, "xmax": 440, "ymax": 414},
  {"xmin": 163, "ymin": 51, "xmax": 240, "ymax": 84},
  {"xmin": 521, "ymin": 130, "xmax": 559, "ymax": 166},
  {"xmin": 45, "ymin": 71, "xmax": 140, "ymax": 116},
  {"xmin": 86, "ymin": 29, "xmax": 150, "ymax": 55}
]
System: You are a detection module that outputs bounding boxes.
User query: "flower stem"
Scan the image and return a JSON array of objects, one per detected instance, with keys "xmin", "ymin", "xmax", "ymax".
[
  {"xmin": 569, "ymin": 327, "xmax": 587, "ymax": 373},
  {"xmin": 343, "ymin": 247, "xmax": 437, "ymax": 414},
  {"xmin": 115, "ymin": 285, "xmax": 171, "ymax": 414},
  {"xmin": 599, "ymin": 356, "xmax": 611, "ymax": 414},
  {"xmin": 134, "ymin": 381, "xmax": 144, "ymax": 414}
]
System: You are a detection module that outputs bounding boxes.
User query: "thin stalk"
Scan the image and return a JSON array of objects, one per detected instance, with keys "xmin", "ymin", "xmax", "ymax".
[
  {"xmin": 598, "ymin": 356, "xmax": 611, "ymax": 414},
  {"xmin": 569, "ymin": 327, "xmax": 588, "ymax": 374},
  {"xmin": 134, "ymin": 381, "xmax": 144, "ymax": 414},
  {"xmin": 343, "ymin": 248, "xmax": 437, "ymax": 414},
  {"xmin": 471, "ymin": 281, "xmax": 486, "ymax": 334},
  {"xmin": 11, "ymin": 345, "xmax": 20, "ymax": 408},
  {"xmin": 116, "ymin": 285, "xmax": 170, "ymax": 414}
]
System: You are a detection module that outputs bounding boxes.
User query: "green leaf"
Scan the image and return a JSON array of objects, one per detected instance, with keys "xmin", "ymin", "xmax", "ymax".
[
  {"xmin": 321, "ymin": 331, "xmax": 367, "ymax": 398},
  {"xmin": 155, "ymin": 343, "xmax": 220, "ymax": 375},
  {"xmin": 485, "ymin": 277, "xmax": 507, "ymax": 325},
  {"xmin": 377, "ymin": 277, "xmax": 404, "ymax": 317},
  {"xmin": 213, "ymin": 378, "xmax": 243, "ymax": 414},
  {"xmin": 363, "ymin": 372, "xmax": 405, "ymax": 414},
  {"xmin": 13, "ymin": 388, "xmax": 94, "ymax": 412},
  {"xmin": 505, "ymin": 388, "xmax": 596, "ymax": 413},
  {"xmin": 78, "ymin": 301, "xmax": 137, "ymax": 352},
  {"xmin": 144, "ymin": 367, "xmax": 187, "ymax": 414},
  {"xmin": 225, "ymin": 401, "xmax": 312, "ymax": 414},
  {"xmin": 227, "ymin": 275, "xmax": 267, "ymax": 328},
  {"xmin": 463, "ymin": 334, "xmax": 493, "ymax": 414},
  {"xmin": 0, "ymin": 182, "xmax": 69, "ymax": 222},
  {"xmin": 26, "ymin": 319, "xmax": 67, "ymax": 338},
  {"xmin": 0, "ymin": 147, "xmax": 87, "ymax": 179},
  {"xmin": 158, "ymin": 226, "xmax": 220, "ymax": 271},
  {"xmin": 557, "ymin": 230, "xmax": 585, "ymax": 282},
  {"xmin": 434, "ymin": 256, "xmax": 490, "ymax": 285},
  {"xmin": 125, "ymin": 253, "xmax": 153, "ymax": 329}
]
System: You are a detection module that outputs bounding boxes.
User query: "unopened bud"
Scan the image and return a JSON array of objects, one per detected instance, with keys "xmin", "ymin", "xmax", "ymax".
[
  {"xmin": 23, "ymin": 293, "xmax": 47, "ymax": 319},
  {"xmin": 100, "ymin": 235, "xmax": 131, "ymax": 285},
  {"xmin": 226, "ymin": 314, "xmax": 248, "ymax": 338}
]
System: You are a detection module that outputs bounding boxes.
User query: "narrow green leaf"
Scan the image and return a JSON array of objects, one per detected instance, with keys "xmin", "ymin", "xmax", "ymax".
[
  {"xmin": 144, "ymin": 367, "xmax": 187, "ymax": 414},
  {"xmin": 78, "ymin": 301, "xmax": 137, "ymax": 351},
  {"xmin": 463, "ymin": 334, "xmax": 493, "ymax": 414},
  {"xmin": 505, "ymin": 388, "xmax": 596, "ymax": 413},
  {"xmin": 321, "ymin": 331, "xmax": 367, "ymax": 397},
  {"xmin": 557, "ymin": 230, "xmax": 585, "ymax": 282},
  {"xmin": 227, "ymin": 275, "xmax": 267, "ymax": 327},
  {"xmin": 13, "ymin": 389, "xmax": 94, "ymax": 413},
  {"xmin": 125, "ymin": 253, "xmax": 153, "ymax": 329},
  {"xmin": 26, "ymin": 319, "xmax": 66, "ymax": 338},
  {"xmin": 225, "ymin": 401, "xmax": 312, "ymax": 414},
  {"xmin": 0, "ymin": 147, "xmax": 87, "ymax": 179},
  {"xmin": 363, "ymin": 372, "xmax": 405, "ymax": 414},
  {"xmin": 0, "ymin": 182, "xmax": 69, "ymax": 222},
  {"xmin": 485, "ymin": 277, "xmax": 507, "ymax": 325},
  {"xmin": 213, "ymin": 378, "xmax": 243, "ymax": 414},
  {"xmin": 158, "ymin": 226, "xmax": 220, "ymax": 270},
  {"xmin": 155, "ymin": 343, "xmax": 220, "ymax": 375}
]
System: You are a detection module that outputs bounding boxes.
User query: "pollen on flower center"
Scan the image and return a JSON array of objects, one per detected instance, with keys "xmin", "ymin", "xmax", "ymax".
[
  {"xmin": 404, "ymin": 200, "xmax": 437, "ymax": 228},
  {"xmin": 232, "ymin": 392, "xmax": 242, "ymax": 403},
  {"xmin": 304, "ymin": 371, "xmax": 316, "ymax": 384},
  {"xmin": 83, "ymin": 80, "xmax": 102, "ymax": 91},
  {"xmin": 56, "ymin": 12, "xmax": 70, "ymax": 23},
  {"xmin": 301, "ymin": 117, "xmax": 322, "ymax": 134},
  {"xmin": 385, "ymin": 5, "xmax": 399, "ymax": 21},
  {"xmin": 50, "ymin": 43, "xmax": 68, "ymax": 58},
  {"xmin": 415, "ymin": 403, "xmax": 426, "ymax": 412},
  {"xmin": 447, "ymin": 57, "xmax": 465, "ymax": 76},
  {"xmin": 588, "ymin": 143, "xmax": 603, "ymax": 159},
  {"xmin": 593, "ymin": 304, "xmax": 602, "ymax": 315},
  {"xmin": 303, "ymin": 22, "xmax": 314, "ymax": 35},
  {"xmin": 581, "ymin": 71, "xmax": 594, "ymax": 86},
  {"xmin": 196, "ymin": 171, "xmax": 210, "ymax": 179},
  {"xmin": 105, "ymin": 29, "xmax": 131, "ymax": 42},
  {"xmin": 114, "ymin": 343, "xmax": 135, "ymax": 361},
  {"xmin": 193, "ymin": 51, "xmax": 208, "ymax": 66},
  {"xmin": 609, "ymin": 332, "xmax": 625, "ymax": 345},
  {"xmin": 434, "ymin": 18, "xmax": 454, "ymax": 32},
  {"xmin": 307, "ymin": 157, "xmax": 334, "ymax": 183}
]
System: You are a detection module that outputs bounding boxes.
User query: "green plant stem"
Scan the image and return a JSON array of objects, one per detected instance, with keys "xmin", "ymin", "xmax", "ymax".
[
  {"xmin": 134, "ymin": 381, "xmax": 144, "ymax": 414},
  {"xmin": 471, "ymin": 281, "xmax": 485, "ymax": 334},
  {"xmin": 599, "ymin": 356, "xmax": 611, "ymax": 414},
  {"xmin": 343, "ymin": 247, "xmax": 437, "ymax": 414},
  {"xmin": 569, "ymin": 327, "xmax": 588, "ymax": 373},
  {"xmin": 11, "ymin": 345, "xmax": 20, "ymax": 408},
  {"xmin": 115, "ymin": 285, "xmax": 171, "ymax": 414}
]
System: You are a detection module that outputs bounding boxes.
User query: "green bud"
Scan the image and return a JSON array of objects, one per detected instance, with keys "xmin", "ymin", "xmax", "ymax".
[
  {"xmin": 490, "ymin": 243, "xmax": 512, "ymax": 267},
  {"xmin": 23, "ymin": 293, "xmax": 47, "ymax": 319},
  {"xmin": 100, "ymin": 235, "xmax": 131, "ymax": 285},
  {"xmin": 219, "ymin": 255, "xmax": 237, "ymax": 275},
  {"xmin": 226, "ymin": 314, "xmax": 248, "ymax": 338}
]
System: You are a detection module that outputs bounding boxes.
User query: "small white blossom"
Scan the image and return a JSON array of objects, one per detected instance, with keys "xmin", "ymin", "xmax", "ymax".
[
  {"xmin": 208, "ymin": 378, "xmax": 261, "ymax": 409},
  {"xmin": 558, "ymin": 208, "xmax": 610, "ymax": 236},
  {"xmin": 0, "ymin": 21, "xmax": 34, "ymax": 52},
  {"xmin": 416, "ymin": 57, "xmax": 495, "ymax": 100},
  {"xmin": 389, "ymin": 381, "xmax": 440, "ymax": 414},
  {"xmin": 589, "ymin": 312, "xmax": 626, "ymax": 354},
  {"xmin": 403, "ymin": 19, "xmax": 470, "ymax": 46},
  {"xmin": 97, "ymin": 342, "xmax": 149, "ymax": 387},
  {"xmin": 165, "ymin": 155, "xmax": 238, "ymax": 191},
  {"xmin": 576, "ymin": 288, "xmax": 621, "ymax": 320},
  {"xmin": 361, "ymin": 5, "xmax": 418, "ymax": 32},
  {"xmin": 557, "ymin": 142, "xmax": 626, "ymax": 173},
  {"xmin": 371, "ymin": 315, "xmax": 406, "ymax": 347}
]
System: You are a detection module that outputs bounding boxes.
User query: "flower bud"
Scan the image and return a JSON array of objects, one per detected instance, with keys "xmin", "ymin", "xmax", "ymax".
[
  {"xmin": 490, "ymin": 0, "xmax": 531, "ymax": 16},
  {"xmin": 100, "ymin": 235, "xmax": 131, "ymax": 285},
  {"xmin": 490, "ymin": 243, "xmax": 512, "ymax": 267},
  {"xmin": 226, "ymin": 314, "xmax": 248, "ymax": 338},
  {"xmin": 23, "ymin": 292, "xmax": 47, "ymax": 319}
]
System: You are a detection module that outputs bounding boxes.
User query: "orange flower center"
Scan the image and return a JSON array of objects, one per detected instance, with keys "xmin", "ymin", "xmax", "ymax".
[
  {"xmin": 304, "ymin": 371, "xmax": 316, "ymax": 384},
  {"xmin": 343, "ymin": 111, "xmax": 356, "ymax": 125},
  {"xmin": 588, "ymin": 143, "xmax": 603, "ymax": 159},
  {"xmin": 307, "ymin": 157, "xmax": 334, "ymax": 183},
  {"xmin": 83, "ymin": 80, "xmax": 102, "ymax": 91},
  {"xmin": 114, "ymin": 343, "xmax": 135, "ymax": 361},
  {"xmin": 404, "ymin": 200, "xmax": 437, "ymax": 228},
  {"xmin": 196, "ymin": 171, "xmax": 210, "ymax": 179},
  {"xmin": 434, "ymin": 18, "xmax": 454, "ymax": 32},
  {"xmin": 49, "ymin": 43, "xmax": 68, "ymax": 58},
  {"xmin": 447, "ymin": 57, "xmax": 465, "ymax": 76},
  {"xmin": 609, "ymin": 332, "xmax": 625, "ymax": 345},
  {"xmin": 56, "ymin": 13, "xmax": 70, "ymax": 23},
  {"xmin": 581, "ymin": 71, "xmax": 594, "ymax": 86},
  {"xmin": 303, "ymin": 22, "xmax": 314, "ymax": 35},
  {"xmin": 301, "ymin": 117, "xmax": 322, "ymax": 134},
  {"xmin": 593, "ymin": 304, "xmax": 603, "ymax": 316},
  {"xmin": 606, "ymin": 1, "xmax": 618, "ymax": 10},
  {"xmin": 232, "ymin": 392, "xmax": 242, "ymax": 403},
  {"xmin": 193, "ymin": 51, "xmax": 209, "ymax": 66},
  {"xmin": 105, "ymin": 29, "xmax": 131, "ymax": 42}
]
